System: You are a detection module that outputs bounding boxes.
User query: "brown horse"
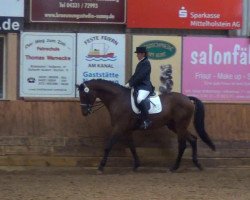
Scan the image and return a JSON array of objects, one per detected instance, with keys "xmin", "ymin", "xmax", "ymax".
[{"xmin": 76, "ymin": 79, "xmax": 215, "ymax": 172}]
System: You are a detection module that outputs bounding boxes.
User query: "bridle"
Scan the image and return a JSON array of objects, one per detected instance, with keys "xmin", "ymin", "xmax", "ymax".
[
  {"xmin": 80, "ymin": 100, "xmax": 104, "ymax": 114},
  {"xmin": 79, "ymin": 83, "xmax": 104, "ymax": 114}
]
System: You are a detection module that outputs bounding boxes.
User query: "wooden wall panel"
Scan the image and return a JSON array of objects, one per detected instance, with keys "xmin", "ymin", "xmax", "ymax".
[
  {"xmin": 0, "ymin": 101, "xmax": 110, "ymax": 137},
  {"xmin": 0, "ymin": 101, "xmax": 250, "ymax": 141},
  {"xmin": 205, "ymin": 104, "xmax": 250, "ymax": 141},
  {"xmin": 0, "ymin": 100, "xmax": 250, "ymax": 167}
]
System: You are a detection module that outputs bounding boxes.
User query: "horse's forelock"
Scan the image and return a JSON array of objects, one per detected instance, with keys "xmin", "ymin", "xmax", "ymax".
[{"xmin": 78, "ymin": 83, "xmax": 85, "ymax": 91}]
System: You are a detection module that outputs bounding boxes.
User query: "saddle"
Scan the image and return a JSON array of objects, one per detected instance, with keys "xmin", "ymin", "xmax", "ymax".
[{"xmin": 131, "ymin": 89, "xmax": 162, "ymax": 114}]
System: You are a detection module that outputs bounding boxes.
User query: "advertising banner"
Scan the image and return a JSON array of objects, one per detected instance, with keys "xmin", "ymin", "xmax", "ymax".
[
  {"xmin": 132, "ymin": 36, "xmax": 182, "ymax": 93},
  {"xmin": 77, "ymin": 33, "xmax": 125, "ymax": 86},
  {"xmin": 20, "ymin": 32, "xmax": 76, "ymax": 98},
  {"xmin": 182, "ymin": 37, "xmax": 250, "ymax": 103},
  {"xmin": 30, "ymin": 0, "xmax": 125, "ymax": 24},
  {"xmin": 0, "ymin": 0, "xmax": 24, "ymax": 32},
  {"xmin": 127, "ymin": 0, "xmax": 242, "ymax": 30}
]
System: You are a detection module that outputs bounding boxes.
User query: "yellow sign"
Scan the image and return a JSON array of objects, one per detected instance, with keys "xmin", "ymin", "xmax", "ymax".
[{"xmin": 132, "ymin": 35, "xmax": 182, "ymax": 92}]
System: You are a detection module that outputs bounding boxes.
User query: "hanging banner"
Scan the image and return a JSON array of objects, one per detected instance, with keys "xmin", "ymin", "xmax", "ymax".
[
  {"xmin": 182, "ymin": 37, "xmax": 250, "ymax": 103},
  {"xmin": 20, "ymin": 32, "xmax": 76, "ymax": 98},
  {"xmin": 132, "ymin": 36, "xmax": 182, "ymax": 93},
  {"xmin": 127, "ymin": 0, "xmax": 242, "ymax": 30},
  {"xmin": 30, "ymin": 0, "xmax": 125, "ymax": 24},
  {"xmin": 77, "ymin": 33, "xmax": 125, "ymax": 85},
  {"xmin": 0, "ymin": 0, "xmax": 24, "ymax": 32}
]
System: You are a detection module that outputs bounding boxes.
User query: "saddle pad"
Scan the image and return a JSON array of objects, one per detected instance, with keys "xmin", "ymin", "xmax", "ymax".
[{"xmin": 131, "ymin": 90, "xmax": 162, "ymax": 114}]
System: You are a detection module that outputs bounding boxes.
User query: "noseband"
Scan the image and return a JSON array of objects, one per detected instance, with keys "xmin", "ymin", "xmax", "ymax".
[{"xmin": 80, "ymin": 103, "xmax": 93, "ymax": 114}]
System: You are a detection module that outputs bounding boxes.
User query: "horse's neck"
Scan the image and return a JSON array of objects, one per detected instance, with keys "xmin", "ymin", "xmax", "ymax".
[{"xmin": 91, "ymin": 82, "xmax": 120, "ymax": 105}]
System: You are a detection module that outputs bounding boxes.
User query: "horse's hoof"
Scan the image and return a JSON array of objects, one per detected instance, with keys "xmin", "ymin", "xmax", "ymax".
[
  {"xmin": 97, "ymin": 166, "xmax": 104, "ymax": 174},
  {"xmin": 196, "ymin": 164, "xmax": 203, "ymax": 171},
  {"xmin": 193, "ymin": 160, "xmax": 203, "ymax": 170},
  {"xmin": 133, "ymin": 162, "xmax": 140, "ymax": 172},
  {"xmin": 133, "ymin": 166, "xmax": 139, "ymax": 172},
  {"xmin": 169, "ymin": 165, "xmax": 179, "ymax": 172},
  {"xmin": 96, "ymin": 169, "xmax": 104, "ymax": 175}
]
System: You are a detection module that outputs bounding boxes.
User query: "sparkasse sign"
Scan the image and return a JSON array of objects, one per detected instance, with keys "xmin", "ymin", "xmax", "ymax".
[{"xmin": 127, "ymin": 0, "xmax": 242, "ymax": 30}]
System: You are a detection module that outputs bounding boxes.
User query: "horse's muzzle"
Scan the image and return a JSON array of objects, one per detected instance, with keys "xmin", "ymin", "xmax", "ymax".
[{"xmin": 81, "ymin": 105, "xmax": 92, "ymax": 116}]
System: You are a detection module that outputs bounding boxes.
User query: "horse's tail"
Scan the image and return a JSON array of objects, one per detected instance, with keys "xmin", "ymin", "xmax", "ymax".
[{"xmin": 188, "ymin": 96, "xmax": 216, "ymax": 151}]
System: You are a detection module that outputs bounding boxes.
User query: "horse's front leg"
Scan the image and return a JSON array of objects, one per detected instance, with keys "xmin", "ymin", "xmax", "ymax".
[{"xmin": 98, "ymin": 129, "xmax": 121, "ymax": 173}]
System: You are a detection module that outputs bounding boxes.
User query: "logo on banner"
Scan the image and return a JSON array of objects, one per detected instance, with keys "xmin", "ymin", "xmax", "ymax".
[
  {"xmin": 140, "ymin": 40, "xmax": 176, "ymax": 60},
  {"xmin": 27, "ymin": 77, "xmax": 36, "ymax": 83},
  {"xmin": 85, "ymin": 43, "xmax": 117, "ymax": 61},
  {"xmin": 179, "ymin": 6, "xmax": 188, "ymax": 18}
]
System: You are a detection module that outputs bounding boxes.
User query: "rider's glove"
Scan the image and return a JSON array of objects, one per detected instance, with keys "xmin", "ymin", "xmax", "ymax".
[{"xmin": 125, "ymin": 83, "xmax": 131, "ymax": 88}]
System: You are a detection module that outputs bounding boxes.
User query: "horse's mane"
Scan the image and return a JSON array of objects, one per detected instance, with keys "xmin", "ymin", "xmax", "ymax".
[
  {"xmin": 85, "ymin": 79, "xmax": 128, "ymax": 91},
  {"xmin": 85, "ymin": 79, "xmax": 125, "ymax": 88}
]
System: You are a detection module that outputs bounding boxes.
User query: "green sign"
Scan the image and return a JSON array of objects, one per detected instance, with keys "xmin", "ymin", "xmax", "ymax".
[{"xmin": 140, "ymin": 40, "xmax": 176, "ymax": 60}]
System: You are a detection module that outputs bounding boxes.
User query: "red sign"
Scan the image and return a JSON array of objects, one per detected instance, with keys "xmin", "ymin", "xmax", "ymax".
[
  {"xmin": 30, "ymin": 0, "xmax": 125, "ymax": 24},
  {"xmin": 127, "ymin": 0, "xmax": 242, "ymax": 29}
]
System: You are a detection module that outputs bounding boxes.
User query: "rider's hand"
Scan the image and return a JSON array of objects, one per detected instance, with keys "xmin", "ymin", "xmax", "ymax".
[{"xmin": 125, "ymin": 83, "xmax": 131, "ymax": 88}]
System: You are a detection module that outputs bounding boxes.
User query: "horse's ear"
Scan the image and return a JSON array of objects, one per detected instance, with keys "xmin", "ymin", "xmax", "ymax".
[{"xmin": 75, "ymin": 84, "xmax": 80, "ymax": 90}]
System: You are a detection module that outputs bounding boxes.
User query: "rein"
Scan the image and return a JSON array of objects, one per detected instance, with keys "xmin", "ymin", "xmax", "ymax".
[{"xmin": 80, "ymin": 100, "xmax": 104, "ymax": 114}]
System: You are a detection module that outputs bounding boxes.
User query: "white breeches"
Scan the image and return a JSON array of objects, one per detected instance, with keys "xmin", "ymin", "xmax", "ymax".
[{"xmin": 137, "ymin": 90, "xmax": 150, "ymax": 104}]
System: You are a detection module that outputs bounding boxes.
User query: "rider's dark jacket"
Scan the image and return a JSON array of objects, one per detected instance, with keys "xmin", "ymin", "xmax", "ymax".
[{"xmin": 128, "ymin": 57, "xmax": 154, "ymax": 92}]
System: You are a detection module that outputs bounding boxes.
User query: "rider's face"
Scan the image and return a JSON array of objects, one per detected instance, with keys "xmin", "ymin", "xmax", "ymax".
[{"xmin": 136, "ymin": 53, "xmax": 145, "ymax": 60}]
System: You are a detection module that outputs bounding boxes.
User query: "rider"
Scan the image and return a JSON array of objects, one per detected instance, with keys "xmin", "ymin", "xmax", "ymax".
[{"xmin": 125, "ymin": 46, "xmax": 154, "ymax": 129}]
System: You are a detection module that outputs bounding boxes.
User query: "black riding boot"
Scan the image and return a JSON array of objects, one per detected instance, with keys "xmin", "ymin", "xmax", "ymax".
[{"xmin": 138, "ymin": 100, "xmax": 152, "ymax": 129}]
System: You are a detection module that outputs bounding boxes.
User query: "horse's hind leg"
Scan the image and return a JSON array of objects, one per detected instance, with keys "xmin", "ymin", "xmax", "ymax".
[
  {"xmin": 127, "ymin": 133, "xmax": 140, "ymax": 171},
  {"xmin": 187, "ymin": 133, "xmax": 203, "ymax": 170},
  {"xmin": 170, "ymin": 138, "xmax": 186, "ymax": 172}
]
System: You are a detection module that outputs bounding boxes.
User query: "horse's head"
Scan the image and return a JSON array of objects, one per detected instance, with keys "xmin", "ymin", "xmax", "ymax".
[{"xmin": 76, "ymin": 82, "xmax": 97, "ymax": 116}]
